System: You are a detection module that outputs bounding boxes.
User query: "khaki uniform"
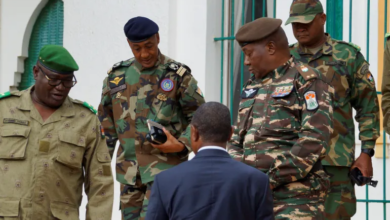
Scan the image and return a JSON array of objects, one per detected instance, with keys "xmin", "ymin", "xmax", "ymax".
[{"xmin": 0, "ymin": 87, "xmax": 114, "ymax": 220}]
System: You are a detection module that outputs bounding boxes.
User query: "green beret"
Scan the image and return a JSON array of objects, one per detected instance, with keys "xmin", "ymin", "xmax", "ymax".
[
  {"xmin": 38, "ymin": 45, "xmax": 79, "ymax": 74},
  {"xmin": 235, "ymin": 18, "xmax": 282, "ymax": 47}
]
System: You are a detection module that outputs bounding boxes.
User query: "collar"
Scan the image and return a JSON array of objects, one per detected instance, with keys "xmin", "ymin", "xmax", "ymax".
[
  {"xmin": 251, "ymin": 57, "xmax": 294, "ymax": 86},
  {"xmin": 17, "ymin": 86, "xmax": 75, "ymax": 118},
  {"xmin": 198, "ymin": 146, "xmax": 227, "ymax": 152}
]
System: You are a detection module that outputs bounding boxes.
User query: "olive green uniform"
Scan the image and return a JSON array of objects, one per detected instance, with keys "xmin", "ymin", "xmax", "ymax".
[{"xmin": 0, "ymin": 88, "xmax": 114, "ymax": 220}]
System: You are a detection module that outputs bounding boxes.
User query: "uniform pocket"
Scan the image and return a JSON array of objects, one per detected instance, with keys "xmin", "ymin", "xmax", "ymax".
[
  {"xmin": 0, "ymin": 199, "xmax": 20, "ymax": 219},
  {"xmin": 50, "ymin": 202, "xmax": 79, "ymax": 220},
  {"xmin": 0, "ymin": 127, "xmax": 31, "ymax": 159},
  {"xmin": 56, "ymin": 131, "xmax": 86, "ymax": 169}
]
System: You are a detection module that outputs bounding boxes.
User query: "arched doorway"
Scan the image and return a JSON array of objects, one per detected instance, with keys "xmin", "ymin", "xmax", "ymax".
[{"xmin": 18, "ymin": 0, "xmax": 63, "ymax": 90}]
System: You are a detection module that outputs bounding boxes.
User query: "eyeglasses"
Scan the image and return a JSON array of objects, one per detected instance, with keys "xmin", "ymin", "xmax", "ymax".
[{"xmin": 38, "ymin": 66, "xmax": 77, "ymax": 88}]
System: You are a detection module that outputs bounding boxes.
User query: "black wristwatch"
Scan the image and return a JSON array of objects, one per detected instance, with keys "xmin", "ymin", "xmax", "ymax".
[{"xmin": 362, "ymin": 149, "xmax": 375, "ymax": 157}]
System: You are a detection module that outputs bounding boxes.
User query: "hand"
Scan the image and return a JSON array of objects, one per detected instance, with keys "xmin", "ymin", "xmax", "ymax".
[
  {"xmin": 269, "ymin": 184, "xmax": 275, "ymax": 190},
  {"xmin": 350, "ymin": 152, "xmax": 373, "ymax": 185},
  {"xmin": 151, "ymin": 128, "xmax": 185, "ymax": 153}
]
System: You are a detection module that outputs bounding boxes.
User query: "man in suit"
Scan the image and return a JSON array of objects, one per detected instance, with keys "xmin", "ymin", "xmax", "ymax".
[{"xmin": 146, "ymin": 102, "xmax": 274, "ymax": 220}]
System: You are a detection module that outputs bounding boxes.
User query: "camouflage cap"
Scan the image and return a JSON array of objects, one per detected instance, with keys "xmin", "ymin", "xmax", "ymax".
[{"xmin": 285, "ymin": 0, "xmax": 324, "ymax": 25}]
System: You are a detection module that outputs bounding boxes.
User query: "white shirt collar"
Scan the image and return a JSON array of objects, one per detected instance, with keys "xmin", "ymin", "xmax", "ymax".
[{"xmin": 198, "ymin": 146, "xmax": 227, "ymax": 152}]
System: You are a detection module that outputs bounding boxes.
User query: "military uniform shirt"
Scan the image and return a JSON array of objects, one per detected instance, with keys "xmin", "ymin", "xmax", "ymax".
[
  {"xmin": 0, "ymin": 87, "xmax": 114, "ymax": 220},
  {"xmin": 227, "ymin": 58, "xmax": 334, "ymax": 189},
  {"xmin": 98, "ymin": 53, "xmax": 205, "ymax": 185},
  {"xmin": 290, "ymin": 34, "xmax": 380, "ymax": 167}
]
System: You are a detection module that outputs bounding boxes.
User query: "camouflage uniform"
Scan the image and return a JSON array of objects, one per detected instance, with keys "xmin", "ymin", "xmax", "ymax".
[
  {"xmin": 382, "ymin": 33, "xmax": 390, "ymax": 134},
  {"xmin": 0, "ymin": 87, "xmax": 114, "ymax": 220},
  {"xmin": 228, "ymin": 57, "xmax": 334, "ymax": 219},
  {"xmin": 98, "ymin": 53, "xmax": 205, "ymax": 219},
  {"xmin": 290, "ymin": 34, "xmax": 380, "ymax": 219}
]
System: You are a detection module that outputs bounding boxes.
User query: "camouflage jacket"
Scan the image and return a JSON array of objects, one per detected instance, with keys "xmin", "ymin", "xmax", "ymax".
[
  {"xmin": 0, "ymin": 87, "xmax": 113, "ymax": 220},
  {"xmin": 382, "ymin": 33, "xmax": 390, "ymax": 134},
  {"xmin": 98, "ymin": 53, "xmax": 205, "ymax": 185},
  {"xmin": 290, "ymin": 34, "xmax": 380, "ymax": 167},
  {"xmin": 227, "ymin": 57, "xmax": 334, "ymax": 189}
]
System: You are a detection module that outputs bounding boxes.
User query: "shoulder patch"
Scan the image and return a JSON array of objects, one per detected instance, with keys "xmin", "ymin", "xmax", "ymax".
[
  {"xmin": 296, "ymin": 64, "xmax": 318, "ymax": 81},
  {"xmin": 0, "ymin": 91, "xmax": 11, "ymax": 99},
  {"xmin": 72, "ymin": 99, "xmax": 97, "ymax": 114},
  {"xmin": 107, "ymin": 58, "xmax": 134, "ymax": 75},
  {"xmin": 386, "ymin": 33, "xmax": 390, "ymax": 39},
  {"xmin": 167, "ymin": 62, "xmax": 191, "ymax": 77}
]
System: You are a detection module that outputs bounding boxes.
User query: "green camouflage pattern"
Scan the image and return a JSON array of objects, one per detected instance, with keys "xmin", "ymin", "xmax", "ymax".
[
  {"xmin": 273, "ymin": 169, "xmax": 330, "ymax": 219},
  {"xmin": 0, "ymin": 87, "xmax": 114, "ymax": 220},
  {"xmin": 285, "ymin": 0, "xmax": 324, "ymax": 25},
  {"xmin": 227, "ymin": 57, "xmax": 334, "ymax": 190},
  {"xmin": 323, "ymin": 166, "xmax": 356, "ymax": 219},
  {"xmin": 382, "ymin": 35, "xmax": 390, "ymax": 134},
  {"xmin": 290, "ymin": 34, "xmax": 380, "ymax": 167},
  {"xmin": 98, "ymin": 53, "xmax": 204, "ymax": 217},
  {"xmin": 120, "ymin": 183, "xmax": 152, "ymax": 220}
]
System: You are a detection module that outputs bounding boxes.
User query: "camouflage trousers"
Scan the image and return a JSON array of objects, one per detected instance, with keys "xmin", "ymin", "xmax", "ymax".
[
  {"xmin": 323, "ymin": 166, "xmax": 356, "ymax": 220},
  {"xmin": 273, "ymin": 169, "xmax": 330, "ymax": 220},
  {"xmin": 120, "ymin": 182, "xmax": 153, "ymax": 220}
]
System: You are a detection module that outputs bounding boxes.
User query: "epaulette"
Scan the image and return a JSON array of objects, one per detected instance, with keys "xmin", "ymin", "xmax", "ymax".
[
  {"xmin": 0, "ymin": 90, "xmax": 20, "ymax": 99},
  {"xmin": 72, "ymin": 99, "xmax": 97, "ymax": 114},
  {"xmin": 0, "ymin": 91, "xmax": 11, "ymax": 99},
  {"xmin": 295, "ymin": 63, "xmax": 318, "ymax": 81},
  {"xmin": 337, "ymin": 40, "xmax": 361, "ymax": 52},
  {"xmin": 166, "ymin": 62, "xmax": 191, "ymax": 77},
  {"xmin": 107, "ymin": 58, "xmax": 134, "ymax": 75},
  {"xmin": 385, "ymin": 33, "xmax": 390, "ymax": 39}
]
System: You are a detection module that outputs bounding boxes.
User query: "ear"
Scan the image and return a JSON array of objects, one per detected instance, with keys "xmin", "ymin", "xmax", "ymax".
[
  {"xmin": 267, "ymin": 41, "xmax": 276, "ymax": 55},
  {"xmin": 156, "ymin": 33, "xmax": 160, "ymax": 44},
  {"xmin": 320, "ymin": 13, "xmax": 327, "ymax": 25},
  {"xmin": 191, "ymin": 124, "xmax": 200, "ymax": 142},
  {"xmin": 33, "ymin": 65, "xmax": 39, "ymax": 80}
]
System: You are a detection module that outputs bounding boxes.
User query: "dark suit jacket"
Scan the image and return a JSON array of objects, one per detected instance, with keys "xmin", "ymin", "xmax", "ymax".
[{"xmin": 146, "ymin": 149, "xmax": 274, "ymax": 220}]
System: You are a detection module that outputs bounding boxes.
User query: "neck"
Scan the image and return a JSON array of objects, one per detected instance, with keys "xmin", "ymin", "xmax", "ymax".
[
  {"xmin": 256, "ymin": 53, "xmax": 290, "ymax": 79},
  {"xmin": 302, "ymin": 33, "xmax": 327, "ymax": 49}
]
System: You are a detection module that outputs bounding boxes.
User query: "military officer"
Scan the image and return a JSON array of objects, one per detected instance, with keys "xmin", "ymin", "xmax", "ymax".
[
  {"xmin": 98, "ymin": 16, "xmax": 205, "ymax": 220},
  {"xmin": 227, "ymin": 17, "xmax": 334, "ymax": 219},
  {"xmin": 286, "ymin": 1, "xmax": 380, "ymax": 219},
  {"xmin": 0, "ymin": 45, "xmax": 114, "ymax": 219}
]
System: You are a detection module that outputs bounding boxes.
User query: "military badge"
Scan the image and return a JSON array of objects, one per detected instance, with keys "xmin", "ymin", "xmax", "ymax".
[
  {"xmin": 196, "ymin": 87, "xmax": 204, "ymax": 97},
  {"xmin": 109, "ymin": 74, "xmax": 127, "ymax": 96},
  {"xmin": 241, "ymin": 88, "xmax": 259, "ymax": 99},
  {"xmin": 272, "ymin": 85, "xmax": 293, "ymax": 98},
  {"xmin": 100, "ymin": 125, "xmax": 105, "ymax": 139},
  {"xmin": 367, "ymin": 73, "xmax": 375, "ymax": 84},
  {"xmin": 301, "ymin": 65, "xmax": 309, "ymax": 72},
  {"xmin": 161, "ymin": 79, "xmax": 174, "ymax": 92},
  {"xmin": 157, "ymin": 93, "xmax": 168, "ymax": 101},
  {"xmin": 304, "ymin": 91, "xmax": 319, "ymax": 110}
]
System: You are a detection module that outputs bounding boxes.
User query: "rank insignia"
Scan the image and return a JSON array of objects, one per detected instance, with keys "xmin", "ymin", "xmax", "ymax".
[
  {"xmin": 301, "ymin": 65, "xmax": 309, "ymax": 72},
  {"xmin": 272, "ymin": 85, "xmax": 293, "ymax": 98},
  {"xmin": 241, "ymin": 88, "xmax": 259, "ymax": 99},
  {"xmin": 304, "ymin": 91, "xmax": 319, "ymax": 110},
  {"xmin": 161, "ymin": 79, "xmax": 174, "ymax": 92},
  {"xmin": 157, "ymin": 93, "xmax": 167, "ymax": 101}
]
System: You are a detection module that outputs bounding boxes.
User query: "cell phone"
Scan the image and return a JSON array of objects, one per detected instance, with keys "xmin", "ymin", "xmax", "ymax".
[{"xmin": 146, "ymin": 120, "xmax": 167, "ymax": 145}]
